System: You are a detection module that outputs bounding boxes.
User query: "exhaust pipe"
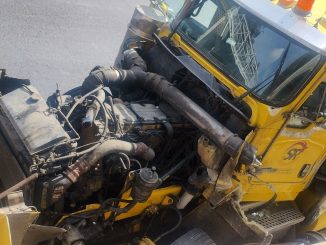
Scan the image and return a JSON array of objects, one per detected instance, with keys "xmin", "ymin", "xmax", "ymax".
[
  {"xmin": 82, "ymin": 50, "xmax": 257, "ymax": 165},
  {"xmin": 139, "ymin": 73, "xmax": 257, "ymax": 165}
]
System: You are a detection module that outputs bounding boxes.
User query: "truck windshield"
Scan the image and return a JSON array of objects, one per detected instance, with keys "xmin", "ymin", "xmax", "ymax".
[{"xmin": 176, "ymin": 0, "xmax": 321, "ymax": 106}]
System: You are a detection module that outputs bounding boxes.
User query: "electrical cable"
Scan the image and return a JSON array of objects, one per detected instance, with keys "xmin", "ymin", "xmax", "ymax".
[
  {"xmin": 57, "ymin": 109, "xmax": 80, "ymax": 141},
  {"xmin": 153, "ymin": 206, "xmax": 183, "ymax": 243},
  {"xmin": 118, "ymin": 152, "xmax": 131, "ymax": 170},
  {"xmin": 50, "ymin": 143, "xmax": 101, "ymax": 162},
  {"xmin": 35, "ymin": 108, "xmax": 81, "ymax": 155},
  {"xmin": 130, "ymin": 159, "xmax": 142, "ymax": 169},
  {"xmin": 108, "ymin": 96, "xmax": 121, "ymax": 134}
]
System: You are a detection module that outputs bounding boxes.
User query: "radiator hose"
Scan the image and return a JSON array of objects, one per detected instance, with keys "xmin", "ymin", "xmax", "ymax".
[{"xmin": 82, "ymin": 49, "xmax": 257, "ymax": 165}]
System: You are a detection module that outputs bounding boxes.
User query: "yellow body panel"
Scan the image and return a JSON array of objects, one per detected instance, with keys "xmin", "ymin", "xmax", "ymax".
[
  {"xmin": 139, "ymin": 237, "xmax": 156, "ymax": 245},
  {"xmin": 307, "ymin": 0, "xmax": 326, "ymax": 33},
  {"xmin": 305, "ymin": 212, "xmax": 326, "ymax": 231},
  {"xmin": 296, "ymin": 190, "xmax": 326, "ymax": 232},
  {"xmin": 0, "ymin": 213, "xmax": 11, "ymax": 245},
  {"xmin": 58, "ymin": 185, "xmax": 181, "ymax": 225},
  {"xmin": 171, "ymin": 32, "xmax": 326, "ymax": 202},
  {"xmin": 107, "ymin": 185, "xmax": 181, "ymax": 221},
  {"xmin": 0, "ymin": 209, "xmax": 40, "ymax": 245}
]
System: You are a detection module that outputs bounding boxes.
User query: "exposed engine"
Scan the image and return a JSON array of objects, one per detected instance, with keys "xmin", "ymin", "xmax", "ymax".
[
  {"xmin": 0, "ymin": 0, "xmax": 326, "ymax": 244},
  {"xmin": 0, "ymin": 48, "xmax": 259, "ymax": 244}
]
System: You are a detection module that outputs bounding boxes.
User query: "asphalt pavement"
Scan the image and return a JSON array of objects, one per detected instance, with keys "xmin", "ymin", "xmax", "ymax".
[{"xmin": 0, "ymin": 0, "xmax": 147, "ymax": 96}]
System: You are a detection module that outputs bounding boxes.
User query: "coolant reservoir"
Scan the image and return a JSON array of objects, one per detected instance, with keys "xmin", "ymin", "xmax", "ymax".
[
  {"xmin": 114, "ymin": 5, "xmax": 166, "ymax": 67},
  {"xmin": 197, "ymin": 136, "xmax": 223, "ymax": 170}
]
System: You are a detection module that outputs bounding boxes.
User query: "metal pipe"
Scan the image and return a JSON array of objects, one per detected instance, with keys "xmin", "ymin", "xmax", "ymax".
[
  {"xmin": 140, "ymin": 73, "xmax": 256, "ymax": 165},
  {"xmin": 89, "ymin": 95, "xmax": 109, "ymax": 138},
  {"xmin": 82, "ymin": 89, "xmax": 106, "ymax": 128},
  {"xmin": 50, "ymin": 143, "xmax": 101, "ymax": 162},
  {"xmin": 160, "ymin": 152, "xmax": 196, "ymax": 182},
  {"xmin": 66, "ymin": 86, "xmax": 103, "ymax": 119},
  {"xmin": 0, "ymin": 173, "xmax": 39, "ymax": 200},
  {"xmin": 65, "ymin": 140, "xmax": 155, "ymax": 184}
]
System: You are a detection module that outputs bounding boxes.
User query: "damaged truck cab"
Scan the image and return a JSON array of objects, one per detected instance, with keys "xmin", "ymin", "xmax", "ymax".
[
  {"xmin": 116, "ymin": 0, "xmax": 326, "ymax": 240},
  {"xmin": 162, "ymin": 0, "xmax": 326, "ymax": 200},
  {"xmin": 0, "ymin": 0, "xmax": 326, "ymax": 244}
]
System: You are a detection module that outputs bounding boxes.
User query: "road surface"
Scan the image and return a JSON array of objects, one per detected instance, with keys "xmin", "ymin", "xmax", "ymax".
[{"xmin": 0, "ymin": 0, "xmax": 147, "ymax": 96}]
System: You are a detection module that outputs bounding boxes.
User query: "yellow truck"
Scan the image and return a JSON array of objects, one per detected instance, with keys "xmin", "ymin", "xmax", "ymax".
[{"xmin": 0, "ymin": 0, "xmax": 326, "ymax": 244}]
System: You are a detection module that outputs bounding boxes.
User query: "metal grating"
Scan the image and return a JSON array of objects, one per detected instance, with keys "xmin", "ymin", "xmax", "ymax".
[{"xmin": 247, "ymin": 202, "xmax": 305, "ymax": 233}]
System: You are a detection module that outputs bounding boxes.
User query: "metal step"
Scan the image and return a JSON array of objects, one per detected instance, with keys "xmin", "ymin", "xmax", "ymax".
[{"xmin": 246, "ymin": 202, "xmax": 305, "ymax": 233}]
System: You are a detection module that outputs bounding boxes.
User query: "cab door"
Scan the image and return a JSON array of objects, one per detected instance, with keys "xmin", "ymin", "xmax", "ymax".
[{"xmin": 255, "ymin": 82, "xmax": 326, "ymax": 198}]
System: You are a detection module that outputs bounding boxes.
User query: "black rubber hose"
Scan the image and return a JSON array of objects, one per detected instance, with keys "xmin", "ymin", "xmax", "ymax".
[
  {"xmin": 154, "ymin": 206, "xmax": 183, "ymax": 243},
  {"xmin": 82, "ymin": 67, "xmax": 139, "ymax": 93},
  {"xmin": 82, "ymin": 49, "xmax": 147, "ymax": 92},
  {"xmin": 123, "ymin": 49, "xmax": 147, "ymax": 72}
]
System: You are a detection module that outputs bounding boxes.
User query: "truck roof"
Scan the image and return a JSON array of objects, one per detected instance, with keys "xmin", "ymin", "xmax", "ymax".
[
  {"xmin": 234, "ymin": 0, "xmax": 326, "ymax": 54},
  {"xmin": 305, "ymin": 0, "xmax": 326, "ymax": 33}
]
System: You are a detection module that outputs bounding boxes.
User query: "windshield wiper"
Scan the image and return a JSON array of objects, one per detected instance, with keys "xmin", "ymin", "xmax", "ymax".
[
  {"xmin": 235, "ymin": 73, "xmax": 275, "ymax": 104},
  {"xmin": 235, "ymin": 42, "xmax": 292, "ymax": 103},
  {"xmin": 270, "ymin": 42, "xmax": 292, "ymax": 86}
]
